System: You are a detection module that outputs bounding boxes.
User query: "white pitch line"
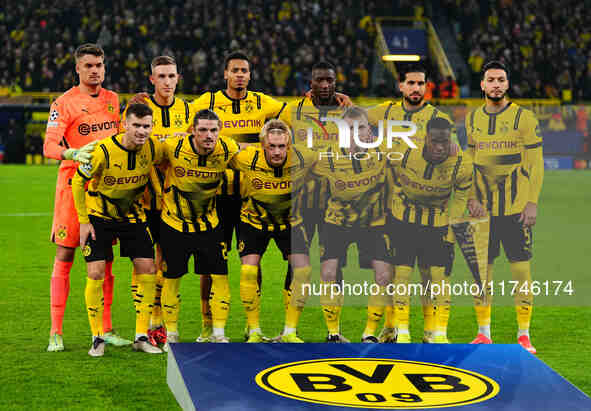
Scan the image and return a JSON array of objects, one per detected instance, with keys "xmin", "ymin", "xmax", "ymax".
[{"xmin": 0, "ymin": 212, "xmax": 52, "ymax": 217}]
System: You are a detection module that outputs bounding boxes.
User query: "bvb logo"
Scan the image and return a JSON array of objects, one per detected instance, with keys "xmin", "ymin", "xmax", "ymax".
[
  {"xmin": 138, "ymin": 153, "xmax": 149, "ymax": 168},
  {"xmin": 319, "ymin": 245, "xmax": 325, "ymax": 258},
  {"xmin": 252, "ymin": 178, "xmax": 264, "ymax": 190},
  {"xmin": 107, "ymin": 103, "xmax": 114, "ymax": 113},
  {"xmin": 82, "ymin": 245, "xmax": 92, "ymax": 257},
  {"xmin": 238, "ymin": 240, "xmax": 245, "ymax": 252},
  {"xmin": 104, "ymin": 176, "xmax": 116, "ymax": 186},
  {"xmin": 245, "ymin": 102, "xmax": 253, "ymax": 113},
  {"xmin": 174, "ymin": 115, "xmax": 183, "ymax": 128},
  {"xmin": 256, "ymin": 358, "xmax": 499, "ymax": 409},
  {"xmin": 57, "ymin": 228, "xmax": 67, "ymax": 240}
]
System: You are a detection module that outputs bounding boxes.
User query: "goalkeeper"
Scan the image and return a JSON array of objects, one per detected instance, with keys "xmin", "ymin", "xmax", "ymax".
[{"xmin": 43, "ymin": 43, "xmax": 128, "ymax": 352}]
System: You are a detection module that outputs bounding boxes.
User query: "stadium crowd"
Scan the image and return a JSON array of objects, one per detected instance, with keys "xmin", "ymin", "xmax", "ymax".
[
  {"xmin": 1, "ymin": 0, "xmax": 379, "ymax": 96},
  {"xmin": 444, "ymin": 0, "xmax": 591, "ymax": 101}
]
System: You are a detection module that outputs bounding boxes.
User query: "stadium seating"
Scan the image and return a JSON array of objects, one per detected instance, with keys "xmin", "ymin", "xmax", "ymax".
[{"xmin": 1, "ymin": 0, "xmax": 378, "ymax": 96}]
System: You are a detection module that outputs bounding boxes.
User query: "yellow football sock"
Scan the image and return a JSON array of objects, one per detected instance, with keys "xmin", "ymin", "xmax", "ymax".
[
  {"xmin": 363, "ymin": 287, "xmax": 388, "ymax": 337},
  {"xmin": 393, "ymin": 266, "xmax": 412, "ymax": 329},
  {"xmin": 285, "ymin": 266, "xmax": 312, "ymax": 329},
  {"xmin": 240, "ymin": 264, "xmax": 260, "ymax": 331},
  {"xmin": 431, "ymin": 266, "xmax": 450, "ymax": 335},
  {"xmin": 419, "ymin": 266, "xmax": 435, "ymax": 335},
  {"xmin": 210, "ymin": 274, "xmax": 230, "ymax": 330},
  {"xmin": 200, "ymin": 275, "xmax": 213, "ymax": 328},
  {"xmin": 85, "ymin": 278, "xmax": 104, "ymax": 336},
  {"xmin": 162, "ymin": 277, "xmax": 182, "ymax": 334},
  {"xmin": 151, "ymin": 269, "xmax": 164, "ymax": 327},
  {"xmin": 131, "ymin": 268, "xmax": 138, "ymax": 311},
  {"xmin": 135, "ymin": 274, "xmax": 157, "ymax": 336},
  {"xmin": 320, "ymin": 280, "xmax": 343, "ymax": 334},
  {"xmin": 474, "ymin": 264, "xmax": 493, "ymax": 327},
  {"xmin": 384, "ymin": 305, "xmax": 396, "ymax": 328},
  {"xmin": 511, "ymin": 261, "xmax": 533, "ymax": 330}
]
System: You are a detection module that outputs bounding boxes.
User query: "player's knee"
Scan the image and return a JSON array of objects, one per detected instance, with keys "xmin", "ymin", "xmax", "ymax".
[
  {"xmin": 375, "ymin": 270, "xmax": 391, "ymax": 287},
  {"xmin": 133, "ymin": 258, "xmax": 156, "ymax": 275},
  {"xmin": 240, "ymin": 264, "xmax": 258, "ymax": 283},
  {"xmin": 87, "ymin": 261, "xmax": 106, "ymax": 280},
  {"xmin": 56, "ymin": 245, "xmax": 75, "ymax": 262}
]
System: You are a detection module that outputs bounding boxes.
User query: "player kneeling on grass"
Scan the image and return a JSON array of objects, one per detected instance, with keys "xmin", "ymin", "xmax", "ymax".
[
  {"xmin": 72, "ymin": 103, "xmax": 164, "ymax": 356},
  {"xmin": 157, "ymin": 109, "xmax": 240, "ymax": 347},
  {"xmin": 388, "ymin": 117, "xmax": 473, "ymax": 344},
  {"xmin": 229, "ymin": 119, "xmax": 317, "ymax": 342}
]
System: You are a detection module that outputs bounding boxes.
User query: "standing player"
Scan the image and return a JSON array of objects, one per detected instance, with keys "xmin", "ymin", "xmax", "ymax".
[
  {"xmin": 190, "ymin": 52, "xmax": 351, "ymax": 342},
  {"xmin": 126, "ymin": 56, "xmax": 193, "ymax": 346},
  {"xmin": 228, "ymin": 119, "xmax": 317, "ymax": 342},
  {"xmin": 71, "ymin": 103, "xmax": 163, "ymax": 356},
  {"xmin": 465, "ymin": 61, "xmax": 543, "ymax": 354},
  {"xmin": 279, "ymin": 61, "xmax": 350, "ymax": 323},
  {"xmin": 388, "ymin": 117, "xmax": 473, "ymax": 344},
  {"xmin": 368, "ymin": 63, "xmax": 458, "ymax": 344},
  {"xmin": 311, "ymin": 107, "xmax": 394, "ymax": 343},
  {"xmin": 158, "ymin": 109, "xmax": 240, "ymax": 346},
  {"xmin": 43, "ymin": 43, "xmax": 129, "ymax": 351}
]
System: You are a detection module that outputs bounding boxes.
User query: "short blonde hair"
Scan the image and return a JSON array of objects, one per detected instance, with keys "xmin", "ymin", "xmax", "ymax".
[{"xmin": 260, "ymin": 119, "xmax": 292, "ymax": 145}]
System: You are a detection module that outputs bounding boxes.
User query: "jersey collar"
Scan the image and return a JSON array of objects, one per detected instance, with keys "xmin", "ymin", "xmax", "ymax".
[
  {"xmin": 221, "ymin": 90, "xmax": 249, "ymax": 101},
  {"xmin": 401, "ymin": 101, "xmax": 428, "ymax": 114},
  {"xmin": 112, "ymin": 134, "xmax": 133, "ymax": 152},
  {"xmin": 149, "ymin": 95, "xmax": 175, "ymax": 108},
  {"xmin": 482, "ymin": 101, "xmax": 512, "ymax": 116}
]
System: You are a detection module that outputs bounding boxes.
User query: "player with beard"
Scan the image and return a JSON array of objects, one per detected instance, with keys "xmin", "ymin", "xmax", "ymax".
[
  {"xmin": 368, "ymin": 64, "xmax": 459, "ymax": 343},
  {"xmin": 465, "ymin": 61, "xmax": 543, "ymax": 354}
]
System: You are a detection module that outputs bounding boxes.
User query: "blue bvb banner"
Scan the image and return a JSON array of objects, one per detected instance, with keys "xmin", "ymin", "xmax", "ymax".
[
  {"xmin": 382, "ymin": 28, "xmax": 428, "ymax": 55},
  {"xmin": 167, "ymin": 343, "xmax": 591, "ymax": 410}
]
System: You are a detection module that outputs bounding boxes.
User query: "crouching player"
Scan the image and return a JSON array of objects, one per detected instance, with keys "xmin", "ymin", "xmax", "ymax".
[
  {"xmin": 71, "ymin": 103, "xmax": 164, "ymax": 356},
  {"xmin": 388, "ymin": 117, "xmax": 473, "ymax": 343},
  {"xmin": 312, "ymin": 107, "xmax": 394, "ymax": 343},
  {"xmin": 229, "ymin": 119, "xmax": 317, "ymax": 342},
  {"xmin": 158, "ymin": 109, "xmax": 240, "ymax": 346}
]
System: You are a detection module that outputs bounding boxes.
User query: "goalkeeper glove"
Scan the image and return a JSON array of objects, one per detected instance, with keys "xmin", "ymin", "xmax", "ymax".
[{"xmin": 63, "ymin": 141, "xmax": 97, "ymax": 164}]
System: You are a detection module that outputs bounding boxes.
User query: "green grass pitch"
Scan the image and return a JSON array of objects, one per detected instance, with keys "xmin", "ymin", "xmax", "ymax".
[{"xmin": 1, "ymin": 165, "xmax": 589, "ymax": 409}]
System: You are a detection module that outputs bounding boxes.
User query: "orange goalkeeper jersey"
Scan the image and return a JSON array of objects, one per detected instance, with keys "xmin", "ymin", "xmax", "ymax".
[{"xmin": 44, "ymin": 86, "xmax": 120, "ymax": 170}]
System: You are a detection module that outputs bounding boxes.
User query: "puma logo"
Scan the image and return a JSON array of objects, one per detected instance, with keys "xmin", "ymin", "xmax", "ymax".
[{"xmin": 114, "ymin": 163, "xmax": 122, "ymax": 169}]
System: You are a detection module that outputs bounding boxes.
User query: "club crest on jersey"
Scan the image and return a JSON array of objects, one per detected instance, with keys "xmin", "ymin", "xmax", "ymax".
[
  {"xmin": 138, "ymin": 153, "xmax": 149, "ymax": 168},
  {"xmin": 245, "ymin": 102, "xmax": 254, "ymax": 113},
  {"xmin": 107, "ymin": 103, "xmax": 114, "ymax": 113},
  {"xmin": 174, "ymin": 115, "xmax": 183, "ymax": 128}
]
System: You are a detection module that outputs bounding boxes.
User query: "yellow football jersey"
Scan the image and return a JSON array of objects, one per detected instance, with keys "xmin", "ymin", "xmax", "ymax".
[
  {"xmin": 229, "ymin": 145, "xmax": 317, "ymax": 231},
  {"xmin": 122, "ymin": 96, "xmax": 194, "ymax": 211},
  {"xmin": 76, "ymin": 134, "xmax": 164, "ymax": 223},
  {"xmin": 190, "ymin": 90, "xmax": 285, "ymax": 143},
  {"xmin": 367, "ymin": 101, "xmax": 457, "ymax": 145},
  {"xmin": 466, "ymin": 102, "xmax": 544, "ymax": 216},
  {"xmin": 280, "ymin": 97, "xmax": 346, "ymax": 151},
  {"xmin": 389, "ymin": 147, "xmax": 473, "ymax": 227},
  {"xmin": 312, "ymin": 147, "xmax": 389, "ymax": 228},
  {"xmin": 160, "ymin": 135, "xmax": 240, "ymax": 232}
]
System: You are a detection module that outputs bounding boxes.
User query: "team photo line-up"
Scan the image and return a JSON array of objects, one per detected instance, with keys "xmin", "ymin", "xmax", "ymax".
[{"xmin": 44, "ymin": 43, "xmax": 542, "ymax": 357}]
